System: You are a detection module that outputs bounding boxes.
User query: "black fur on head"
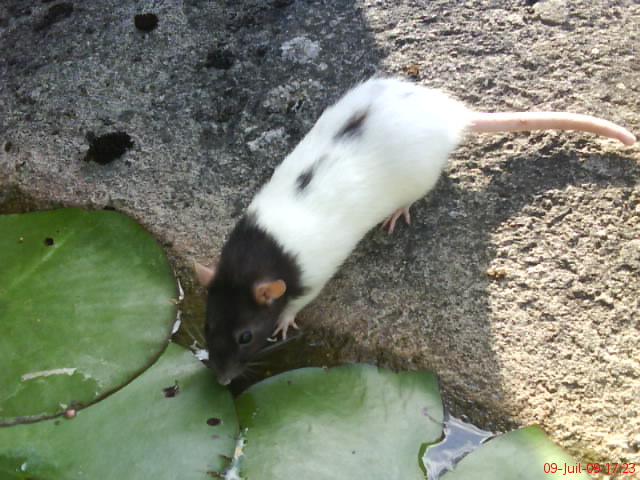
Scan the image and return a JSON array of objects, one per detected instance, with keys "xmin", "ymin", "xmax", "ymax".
[{"xmin": 204, "ymin": 214, "xmax": 305, "ymax": 385}]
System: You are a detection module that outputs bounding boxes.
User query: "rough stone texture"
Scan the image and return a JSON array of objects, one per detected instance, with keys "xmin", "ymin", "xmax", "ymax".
[{"xmin": 1, "ymin": 0, "xmax": 638, "ymax": 473}]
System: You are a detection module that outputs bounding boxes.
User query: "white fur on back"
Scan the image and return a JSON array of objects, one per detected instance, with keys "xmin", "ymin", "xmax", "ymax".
[{"xmin": 248, "ymin": 78, "xmax": 471, "ymax": 315}]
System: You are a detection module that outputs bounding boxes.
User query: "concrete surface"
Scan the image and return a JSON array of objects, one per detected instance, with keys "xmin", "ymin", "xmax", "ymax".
[{"xmin": 1, "ymin": 0, "xmax": 638, "ymax": 473}]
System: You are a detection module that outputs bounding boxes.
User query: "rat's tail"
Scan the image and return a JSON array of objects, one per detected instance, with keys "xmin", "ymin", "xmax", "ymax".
[{"xmin": 469, "ymin": 111, "xmax": 636, "ymax": 146}]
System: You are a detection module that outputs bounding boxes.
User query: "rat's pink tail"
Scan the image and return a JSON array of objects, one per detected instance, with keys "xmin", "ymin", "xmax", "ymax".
[{"xmin": 469, "ymin": 112, "xmax": 636, "ymax": 146}]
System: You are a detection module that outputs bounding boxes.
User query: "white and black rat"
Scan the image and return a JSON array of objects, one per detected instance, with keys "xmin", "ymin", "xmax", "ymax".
[{"xmin": 195, "ymin": 77, "xmax": 636, "ymax": 385}]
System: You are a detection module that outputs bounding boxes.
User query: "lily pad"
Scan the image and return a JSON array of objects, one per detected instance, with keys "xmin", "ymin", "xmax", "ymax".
[
  {"xmin": 440, "ymin": 426, "xmax": 591, "ymax": 479},
  {"xmin": 0, "ymin": 343, "xmax": 238, "ymax": 479},
  {"xmin": 235, "ymin": 364, "xmax": 443, "ymax": 480},
  {"xmin": 0, "ymin": 208, "xmax": 177, "ymax": 424}
]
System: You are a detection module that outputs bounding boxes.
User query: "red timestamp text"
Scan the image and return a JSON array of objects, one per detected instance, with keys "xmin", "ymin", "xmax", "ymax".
[{"xmin": 544, "ymin": 462, "xmax": 636, "ymax": 475}]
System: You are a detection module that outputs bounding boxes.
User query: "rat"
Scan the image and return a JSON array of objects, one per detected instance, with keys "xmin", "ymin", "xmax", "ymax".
[{"xmin": 194, "ymin": 77, "xmax": 636, "ymax": 385}]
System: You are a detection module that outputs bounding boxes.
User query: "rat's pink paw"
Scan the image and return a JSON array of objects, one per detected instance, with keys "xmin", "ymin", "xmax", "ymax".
[
  {"xmin": 381, "ymin": 205, "xmax": 411, "ymax": 233},
  {"xmin": 272, "ymin": 314, "xmax": 299, "ymax": 339}
]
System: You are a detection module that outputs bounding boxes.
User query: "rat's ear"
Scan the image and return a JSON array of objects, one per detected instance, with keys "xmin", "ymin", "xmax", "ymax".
[
  {"xmin": 254, "ymin": 280, "xmax": 287, "ymax": 305},
  {"xmin": 193, "ymin": 260, "xmax": 217, "ymax": 287}
]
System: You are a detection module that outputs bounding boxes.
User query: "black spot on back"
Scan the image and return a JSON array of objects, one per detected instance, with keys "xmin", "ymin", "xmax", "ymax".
[
  {"xmin": 335, "ymin": 110, "xmax": 368, "ymax": 140},
  {"xmin": 294, "ymin": 155, "xmax": 328, "ymax": 194},
  {"xmin": 296, "ymin": 168, "xmax": 314, "ymax": 192}
]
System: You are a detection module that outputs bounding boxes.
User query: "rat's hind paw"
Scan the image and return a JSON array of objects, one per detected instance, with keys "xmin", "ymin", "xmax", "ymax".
[{"xmin": 381, "ymin": 205, "xmax": 411, "ymax": 233}]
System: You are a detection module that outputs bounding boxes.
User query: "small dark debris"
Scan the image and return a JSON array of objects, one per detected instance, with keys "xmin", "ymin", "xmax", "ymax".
[
  {"xmin": 162, "ymin": 382, "xmax": 180, "ymax": 398},
  {"xmin": 206, "ymin": 417, "xmax": 221, "ymax": 426},
  {"xmin": 286, "ymin": 99, "xmax": 304, "ymax": 114},
  {"xmin": 3, "ymin": 141, "xmax": 12, "ymax": 153},
  {"xmin": 286, "ymin": 124, "xmax": 302, "ymax": 139},
  {"xmin": 44, "ymin": 237, "xmax": 55, "ymax": 246},
  {"xmin": 352, "ymin": 450, "xmax": 356, "ymax": 454},
  {"xmin": 84, "ymin": 132, "xmax": 134, "ymax": 165},
  {"xmin": 206, "ymin": 472, "xmax": 224, "ymax": 478},
  {"xmin": 34, "ymin": 2, "xmax": 74, "ymax": 32},
  {"xmin": 134, "ymin": 13, "xmax": 159, "ymax": 32},
  {"xmin": 255, "ymin": 44, "xmax": 269, "ymax": 57},
  {"xmin": 205, "ymin": 49, "xmax": 235, "ymax": 70}
]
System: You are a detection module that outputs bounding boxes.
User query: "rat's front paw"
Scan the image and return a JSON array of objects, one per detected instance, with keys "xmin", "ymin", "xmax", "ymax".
[{"xmin": 272, "ymin": 313, "xmax": 299, "ymax": 339}]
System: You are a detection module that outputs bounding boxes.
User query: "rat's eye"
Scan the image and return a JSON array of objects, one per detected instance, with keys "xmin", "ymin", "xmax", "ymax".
[{"xmin": 238, "ymin": 331, "xmax": 253, "ymax": 345}]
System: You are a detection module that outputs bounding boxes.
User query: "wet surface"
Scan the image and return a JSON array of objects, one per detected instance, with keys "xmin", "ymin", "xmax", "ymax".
[{"xmin": 424, "ymin": 413, "xmax": 494, "ymax": 479}]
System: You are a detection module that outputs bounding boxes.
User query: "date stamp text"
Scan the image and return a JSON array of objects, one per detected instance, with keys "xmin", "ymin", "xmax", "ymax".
[{"xmin": 544, "ymin": 462, "xmax": 635, "ymax": 475}]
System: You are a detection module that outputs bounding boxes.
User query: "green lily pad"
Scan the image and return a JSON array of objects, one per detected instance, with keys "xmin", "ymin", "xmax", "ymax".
[
  {"xmin": 235, "ymin": 364, "xmax": 443, "ymax": 480},
  {"xmin": 440, "ymin": 426, "xmax": 591, "ymax": 479},
  {"xmin": 0, "ymin": 343, "xmax": 238, "ymax": 479},
  {"xmin": 0, "ymin": 208, "xmax": 177, "ymax": 424}
]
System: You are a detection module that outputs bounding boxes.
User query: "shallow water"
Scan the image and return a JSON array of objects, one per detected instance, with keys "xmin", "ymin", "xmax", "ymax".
[{"xmin": 424, "ymin": 413, "xmax": 494, "ymax": 479}]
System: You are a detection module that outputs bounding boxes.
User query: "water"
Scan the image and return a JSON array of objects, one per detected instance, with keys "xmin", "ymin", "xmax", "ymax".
[{"xmin": 424, "ymin": 412, "xmax": 494, "ymax": 479}]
